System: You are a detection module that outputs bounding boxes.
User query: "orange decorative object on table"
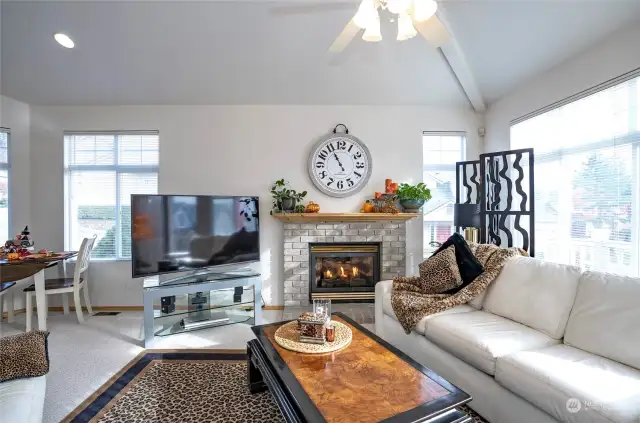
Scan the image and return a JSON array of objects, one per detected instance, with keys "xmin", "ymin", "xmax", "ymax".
[
  {"xmin": 391, "ymin": 183, "xmax": 398, "ymax": 194},
  {"xmin": 375, "ymin": 192, "xmax": 382, "ymax": 199}
]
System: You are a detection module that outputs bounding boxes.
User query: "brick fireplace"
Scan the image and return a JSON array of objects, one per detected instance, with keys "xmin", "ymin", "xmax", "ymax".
[{"xmin": 283, "ymin": 221, "xmax": 407, "ymax": 306}]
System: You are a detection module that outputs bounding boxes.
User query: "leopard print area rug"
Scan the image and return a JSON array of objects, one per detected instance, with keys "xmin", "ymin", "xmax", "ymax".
[{"xmin": 62, "ymin": 350, "xmax": 489, "ymax": 423}]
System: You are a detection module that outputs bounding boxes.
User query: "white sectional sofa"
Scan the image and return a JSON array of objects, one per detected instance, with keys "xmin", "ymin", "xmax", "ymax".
[
  {"xmin": 375, "ymin": 255, "xmax": 640, "ymax": 423},
  {"xmin": 0, "ymin": 375, "xmax": 46, "ymax": 423}
]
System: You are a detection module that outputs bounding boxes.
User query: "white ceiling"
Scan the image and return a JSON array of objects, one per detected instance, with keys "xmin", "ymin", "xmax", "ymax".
[
  {"xmin": 2, "ymin": 0, "xmax": 640, "ymax": 107},
  {"xmin": 444, "ymin": 0, "xmax": 640, "ymax": 103}
]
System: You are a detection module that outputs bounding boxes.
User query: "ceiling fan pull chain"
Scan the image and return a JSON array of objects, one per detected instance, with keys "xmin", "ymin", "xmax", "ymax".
[{"xmin": 333, "ymin": 124, "xmax": 349, "ymax": 134}]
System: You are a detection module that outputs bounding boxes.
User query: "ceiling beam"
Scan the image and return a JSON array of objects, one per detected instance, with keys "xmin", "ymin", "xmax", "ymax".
[{"xmin": 435, "ymin": 9, "xmax": 486, "ymax": 112}]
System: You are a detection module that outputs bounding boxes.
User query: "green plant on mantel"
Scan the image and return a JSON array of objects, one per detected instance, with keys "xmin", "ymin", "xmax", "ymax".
[
  {"xmin": 270, "ymin": 179, "xmax": 307, "ymax": 214},
  {"xmin": 396, "ymin": 183, "xmax": 432, "ymax": 201}
]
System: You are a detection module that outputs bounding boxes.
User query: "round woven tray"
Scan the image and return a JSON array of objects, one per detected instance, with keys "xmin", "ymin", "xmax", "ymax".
[{"xmin": 274, "ymin": 321, "xmax": 352, "ymax": 354}]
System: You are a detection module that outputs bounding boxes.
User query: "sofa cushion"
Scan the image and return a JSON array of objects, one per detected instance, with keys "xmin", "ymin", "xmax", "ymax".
[
  {"xmin": 468, "ymin": 290, "xmax": 486, "ymax": 309},
  {"xmin": 0, "ymin": 331, "xmax": 50, "ymax": 383},
  {"xmin": 382, "ymin": 291, "xmax": 474, "ymax": 335},
  {"xmin": 430, "ymin": 233, "xmax": 484, "ymax": 287},
  {"xmin": 417, "ymin": 245, "xmax": 463, "ymax": 293},
  {"xmin": 424, "ymin": 310, "xmax": 559, "ymax": 375},
  {"xmin": 564, "ymin": 271, "xmax": 640, "ymax": 370},
  {"xmin": 496, "ymin": 344, "xmax": 640, "ymax": 423},
  {"xmin": 0, "ymin": 375, "xmax": 46, "ymax": 423},
  {"xmin": 482, "ymin": 256, "xmax": 582, "ymax": 339}
]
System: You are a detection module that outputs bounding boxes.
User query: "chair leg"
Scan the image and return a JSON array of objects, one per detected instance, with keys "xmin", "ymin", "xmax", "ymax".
[
  {"xmin": 82, "ymin": 284, "xmax": 93, "ymax": 315},
  {"xmin": 62, "ymin": 294, "xmax": 70, "ymax": 315},
  {"xmin": 0, "ymin": 294, "xmax": 3, "ymax": 322},
  {"xmin": 74, "ymin": 290, "xmax": 84, "ymax": 324},
  {"xmin": 26, "ymin": 293, "xmax": 32, "ymax": 332},
  {"xmin": 7, "ymin": 292, "xmax": 14, "ymax": 323}
]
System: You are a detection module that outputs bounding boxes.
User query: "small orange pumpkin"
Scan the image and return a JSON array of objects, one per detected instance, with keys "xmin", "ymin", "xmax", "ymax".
[
  {"xmin": 305, "ymin": 201, "xmax": 320, "ymax": 213},
  {"xmin": 363, "ymin": 200, "xmax": 375, "ymax": 213}
]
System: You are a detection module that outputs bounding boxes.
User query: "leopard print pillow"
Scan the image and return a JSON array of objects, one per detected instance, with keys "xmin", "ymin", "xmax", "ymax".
[
  {"xmin": 417, "ymin": 245, "xmax": 462, "ymax": 293},
  {"xmin": 0, "ymin": 330, "xmax": 50, "ymax": 382}
]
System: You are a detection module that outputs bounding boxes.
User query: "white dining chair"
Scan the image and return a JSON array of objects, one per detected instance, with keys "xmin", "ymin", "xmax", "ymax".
[
  {"xmin": 25, "ymin": 236, "xmax": 96, "ymax": 331},
  {"xmin": 0, "ymin": 283, "xmax": 17, "ymax": 323}
]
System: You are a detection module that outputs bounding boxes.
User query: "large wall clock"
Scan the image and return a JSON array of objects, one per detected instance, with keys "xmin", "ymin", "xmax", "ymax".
[{"xmin": 308, "ymin": 125, "xmax": 372, "ymax": 198}]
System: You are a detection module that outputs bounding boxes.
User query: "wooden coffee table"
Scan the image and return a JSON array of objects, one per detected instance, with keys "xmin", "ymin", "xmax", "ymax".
[{"xmin": 248, "ymin": 312, "xmax": 472, "ymax": 423}]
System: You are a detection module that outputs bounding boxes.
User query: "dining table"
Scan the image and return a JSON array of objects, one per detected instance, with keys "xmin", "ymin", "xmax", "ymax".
[{"xmin": 0, "ymin": 252, "xmax": 77, "ymax": 331}]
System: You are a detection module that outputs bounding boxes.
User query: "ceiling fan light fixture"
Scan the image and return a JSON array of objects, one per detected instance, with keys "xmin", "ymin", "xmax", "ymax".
[
  {"xmin": 353, "ymin": 0, "xmax": 379, "ymax": 29},
  {"xmin": 397, "ymin": 13, "xmax": 417, "ymax": 41},
  {"xmin": 54, "ymin": 33, "xmax": 75, "ymax": 49},
  {"xmin": 412, "ymin": 0, "xmax": 437, "ymax": 22},
  {"xmin": 362, "ymin": 16, "xmax": 382, "ymax": 42},
  {"xmin": 387, "ymin": 0, "xmax": 412, "ymax": 15}
]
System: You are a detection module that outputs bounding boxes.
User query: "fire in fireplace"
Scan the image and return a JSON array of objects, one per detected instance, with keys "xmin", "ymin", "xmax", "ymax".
[{"xmin": 309, "ymin": 243, "xmax": 381, "ymax": 302}]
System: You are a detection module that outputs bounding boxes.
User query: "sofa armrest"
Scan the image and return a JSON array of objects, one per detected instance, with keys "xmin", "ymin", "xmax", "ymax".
[
  {"xmin": 375, "ymin": 280, "xmax": 393, "ymax": 337},
  {"xmin": 0, "ymin": 375, "xmax": 46, "ymax": 423}
]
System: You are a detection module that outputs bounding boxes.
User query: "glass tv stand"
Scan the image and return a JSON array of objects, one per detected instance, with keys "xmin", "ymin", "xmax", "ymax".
[{"xmin": 142, "ymin": 269, "xmax": 261, "ymax": 347}]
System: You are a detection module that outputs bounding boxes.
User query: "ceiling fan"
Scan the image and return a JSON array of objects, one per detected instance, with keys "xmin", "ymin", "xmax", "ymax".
[{"xmin": 327, "ymin": 0, "xmax": 452, "ymax": 54}]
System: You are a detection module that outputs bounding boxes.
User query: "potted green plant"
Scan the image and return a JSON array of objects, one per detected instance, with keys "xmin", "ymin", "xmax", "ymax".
[
  {"xmin": 270, "ymin": 179, "xmax": 307, "ymax": 213},
  {"xmin": 396, "ymin": 183, "xmax": 432, "ymax": 211}
]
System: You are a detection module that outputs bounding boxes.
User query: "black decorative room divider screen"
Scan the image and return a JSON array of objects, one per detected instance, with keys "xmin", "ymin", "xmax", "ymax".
[{"xmin": 456, "ymin": 148, "xmax": 535, "ymax": 256}]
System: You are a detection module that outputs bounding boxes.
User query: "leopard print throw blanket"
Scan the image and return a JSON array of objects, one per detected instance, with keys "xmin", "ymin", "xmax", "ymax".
[{"xmin": 391, "ymin": 243, "xmax": 526, "ymax": 333}]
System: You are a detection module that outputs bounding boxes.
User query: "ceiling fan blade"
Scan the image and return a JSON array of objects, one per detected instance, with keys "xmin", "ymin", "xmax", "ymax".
[
  {"xmin": 328, "ymin": 19, "xmax": 361, "ymax": 54},
  {"xmin": 414, "ymin": 15, "xmax": 451, "ymax": 48},
  {"xmin": 270, "ymin": 2, "xmax": 357, "ymax": 15}
]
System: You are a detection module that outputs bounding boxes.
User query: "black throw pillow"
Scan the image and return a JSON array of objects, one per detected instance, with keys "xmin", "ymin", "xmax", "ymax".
[{"xmin": 431, "ymin": 233, "xmax": 484, "ymax": 291}]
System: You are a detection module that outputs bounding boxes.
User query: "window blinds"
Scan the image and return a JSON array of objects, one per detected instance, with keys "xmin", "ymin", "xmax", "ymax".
[
  {"xmin": 0, "ymin": 129, "xmax": 9, "ymax": 243},
  {"xmin": 64, "ymin": 132, "xmax": 159, "ymax": 259},
  {"xmin": 511, "ymin": 75, "xmax": 640, "ymax": 276},
  {"xmin": 423, "ymin": 133, "xmax": 466, "ymax": 258}
]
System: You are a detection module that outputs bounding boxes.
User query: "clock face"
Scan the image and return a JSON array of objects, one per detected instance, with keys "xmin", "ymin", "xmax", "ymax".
[{"xmin": 308, "ymin": 134, "xmax": 372, "ymax": 197}]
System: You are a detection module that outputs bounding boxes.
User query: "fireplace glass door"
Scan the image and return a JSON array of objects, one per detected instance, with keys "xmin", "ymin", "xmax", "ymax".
[{"xmin": 309, "ymin": 243, "xmax": 381, "ymax": 301}]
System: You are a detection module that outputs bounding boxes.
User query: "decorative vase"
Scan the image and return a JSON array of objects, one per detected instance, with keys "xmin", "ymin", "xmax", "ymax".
[
  {"xmin": 400, "ymin": 199, "xmax": 425, "ymax": 211},
  {"xmin": 280, "ymin": 197, "xmax": 296, "ymax": 212}
]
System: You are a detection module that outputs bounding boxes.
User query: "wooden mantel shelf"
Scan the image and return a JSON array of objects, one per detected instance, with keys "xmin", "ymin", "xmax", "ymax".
[{"xmin": 271, "ymin": 212, "xmax": 420, "ymax": 223}]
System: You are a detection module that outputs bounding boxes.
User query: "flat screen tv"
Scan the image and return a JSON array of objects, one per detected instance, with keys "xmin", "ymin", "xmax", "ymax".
[{"xmin": 131, "ymin": 194, "xmax": 260, "ymax": 278}]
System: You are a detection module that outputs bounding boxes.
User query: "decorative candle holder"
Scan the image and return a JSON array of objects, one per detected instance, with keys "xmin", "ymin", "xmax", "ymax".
[{"xmin": 313, "ymin": 299, "xmax": 331, "ymax": 321}]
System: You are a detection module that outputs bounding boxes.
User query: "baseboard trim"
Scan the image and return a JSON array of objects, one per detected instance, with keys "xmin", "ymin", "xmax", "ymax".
[{"xmin": 262, "ymin": 305, "xmax": 285, "ymax": 310}]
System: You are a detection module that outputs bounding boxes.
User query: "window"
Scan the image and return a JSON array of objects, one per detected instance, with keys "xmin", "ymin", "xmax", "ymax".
[
  {"xmin": 0, "ymin": 129, "xmax": 9, "ymax": 243},
  {"xmin": 423, "ymin": 132, "xmax": 466, "ymax": 258},
  {"xmin": 511, "ymin": 72, "xmax": 640, "ymax": 276},
  {"xmin": 64, "ymin": 131, "xmax": 159, "ymax": 259}
]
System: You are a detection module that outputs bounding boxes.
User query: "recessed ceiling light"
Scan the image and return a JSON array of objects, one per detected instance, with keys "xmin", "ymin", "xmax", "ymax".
[{"xmin": 54, "ymin": 33, "xmax": 74, "ymax": 49}]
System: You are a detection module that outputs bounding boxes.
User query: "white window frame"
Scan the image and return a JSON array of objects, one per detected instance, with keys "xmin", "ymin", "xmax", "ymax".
[
  {"xmin": 423, "ymin": 131, "xmax": 466, "ymax": 257},
  {"xmin": 64, "ymin": 130, "xmax": 159, "ymax": 260},
  {"xmin": 510, "ymin": 68, "xmax": 640, "ymax": 275},
  {"xmin": 0, "ymin": 128, "xmax": 10, "ymax": 238}
]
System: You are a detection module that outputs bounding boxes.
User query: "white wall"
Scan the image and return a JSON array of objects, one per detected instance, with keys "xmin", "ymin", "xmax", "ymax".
[
  {"xmin": 485, "ymin": 23, "xmax": 640, "ymax": 153},
  {"xmin": 1, "ymin": 95, "xmax": 30, "ymax": 310},
  {"xmin": 29, "ymin": 104, "xmax": 481, "ymax": 307}
]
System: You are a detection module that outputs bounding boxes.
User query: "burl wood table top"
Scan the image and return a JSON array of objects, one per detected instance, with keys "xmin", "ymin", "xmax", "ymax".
[{"xmin": 252, "ymin": 312, "xmax": 470, "ymax": 423}]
